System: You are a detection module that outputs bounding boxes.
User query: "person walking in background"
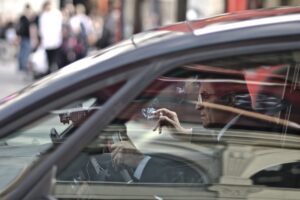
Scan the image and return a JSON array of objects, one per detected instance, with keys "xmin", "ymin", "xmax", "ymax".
[
  {"xmin": 39, "ymin": 1, "xmax": 63, "ymax": 74},
  {"xmin": 57, "ymin": 3, "xmax": 75, "ymax": 67},
  {"xmin": 59, "ymin": 3, "xmax": 96, "ymax": 68},
  {"xmin": 16, "ymin": 4, "xmax": 33, "ymax": 75},
  {"xmin": 4, "ymin": 21, "xmax": 17, "ymax": 46},
  {"xmin": 96, "ymin": 0, "xmax": 122, "ymax": 49},
  {"xmin": 69, "ymin": 3, "xmax": 95, "ymax": 59},
  {"xmin": 59, "ymin": 3, "xmax": 87, "ymax": 67}
]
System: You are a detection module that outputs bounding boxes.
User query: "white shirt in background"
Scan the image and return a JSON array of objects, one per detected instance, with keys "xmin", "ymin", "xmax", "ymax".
[{"xmin": 39, "ymin": 9, "xmax": 63, "ymax": 49}]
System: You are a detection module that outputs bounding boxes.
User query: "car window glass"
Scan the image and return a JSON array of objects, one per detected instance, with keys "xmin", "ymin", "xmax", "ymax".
[
  {"xmin": 0, "ymin": 82, "xmax": 123, "ymax": 194},
  {"xmin": 56, "ymin": 51, "xmax": 300, "ymax": 199}
]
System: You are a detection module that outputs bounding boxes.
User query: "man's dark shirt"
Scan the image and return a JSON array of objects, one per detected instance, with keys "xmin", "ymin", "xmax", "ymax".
[{"xmin": 17, "ymin": 15, "xmax": 30, "ymax": 38}]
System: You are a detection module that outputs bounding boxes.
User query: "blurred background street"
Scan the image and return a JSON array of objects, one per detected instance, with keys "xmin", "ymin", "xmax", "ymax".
[
  {"xmin": 0, "ymin": 57, "xmax": 29, "ymax": 99},
  {"xmin": 1, "ymin": 0, "xmax": 300, "ymax": 99}
]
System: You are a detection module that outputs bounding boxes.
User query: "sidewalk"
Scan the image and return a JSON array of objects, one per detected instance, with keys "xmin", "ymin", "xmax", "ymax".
[{"xmin": 0, "ymin": 59, "xmax": 31, "ymax": 99}]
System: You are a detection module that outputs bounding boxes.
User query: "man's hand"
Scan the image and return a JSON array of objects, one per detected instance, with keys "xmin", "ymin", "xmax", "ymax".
[
  {"xmin": 111, "ymin": 141, "xmax": 144, "ymax": 168},
  {"xmin": 153, "ymin": 108, "xmax": 192, "ymax": 135}
]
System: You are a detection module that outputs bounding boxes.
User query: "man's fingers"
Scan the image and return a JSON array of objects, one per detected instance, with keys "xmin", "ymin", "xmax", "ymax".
[
  {"xmin": 152, "ymin": 115, "xmax": 176, "ymax": 134},
  {"xmin": 153, "ymin": 122, "xmax": 159, "ymax": 131},
  {"xmin": 159, "ymin": 112, "xmax": 163, "ymax": 134},
  {"xmin": 112, "ymin": 145, "xmax": 124, "ymax": 167},
  {"xmin": 160, "ymin": 116, "xmax": 176, "ymax": 127},
  {"xmin": 113, "ymin": 153, "xmax": 121, "ymax": 167},
  {"xmin": 155, "ymin": 108, "xmax": 176, "ymax": 119},
  {"xmin": 154, "ymin": 108, "xmax": 167, "ymax": 117},
  {"xmin": 111, "ymin": 145, "xmax": 122, "ymax": 160},
  {"xmin": 153, "ymin": 118, "xmax": 163, "ymax": 133}
]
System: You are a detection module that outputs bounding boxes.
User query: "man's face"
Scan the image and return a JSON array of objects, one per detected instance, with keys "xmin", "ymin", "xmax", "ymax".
[
  {"xmin": 45, "ymin": 3, "xmax": 51, "ymax": 11},
  {"xmin": 195, "ymin": 82, "xmax": 232, "ymax": 127}
]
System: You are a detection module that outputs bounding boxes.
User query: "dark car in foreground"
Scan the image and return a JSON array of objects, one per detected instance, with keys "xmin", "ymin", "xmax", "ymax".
[{"xmin": 1, "ymin": 7, "xmax": 300, "ymax": 200}]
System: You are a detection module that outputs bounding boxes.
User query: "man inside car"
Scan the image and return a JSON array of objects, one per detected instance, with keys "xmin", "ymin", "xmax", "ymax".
[{"xmin": 110, "ymin": 76, "xmax": 255, "ymax": 182}]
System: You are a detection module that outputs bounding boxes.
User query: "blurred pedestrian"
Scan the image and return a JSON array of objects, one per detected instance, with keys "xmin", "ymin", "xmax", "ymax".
[
  {"xmin": 59, "ymin": 3, "xmax": 96, "ymax": 67},
  {"xmin": 69, "ymin": 3, "xmax": 94, "ymax": 58},
  {"xmin": 96, "ymin": 0, "xmax": 122, "ymax": 49},
  {"xmin": 16, "ymin": 4, "xmax": 33, "ymax": 74},
  {"xmin": 29, "ymin": 35, "xmax": 48, "ymax": 80},
  {"xmin": 62, "ymin": 3, "xmax": 75, "ymax": 24},
  {"xmin": 39, "ymin": 1, "xmax": 63, "ymax": 74},
  {"xmin": 0, "ymin": 14, "xmax": 6, "ymax": 39},
  {"xmin": 58, "ymin": 3, "xmax": 76, "ymax": 67},
  {"xmin": 89, "ymin": 8, "xmax": 104, "ymax": 48},
  {"xmin": 4, "ymin": 21, "xmax": 17, "ymax": 46}
]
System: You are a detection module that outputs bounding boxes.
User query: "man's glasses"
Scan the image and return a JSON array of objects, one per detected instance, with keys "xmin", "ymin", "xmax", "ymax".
[
  {"xmin": 197, "ymin": 91, "xmax": 216, "ymax": 104},
  {"xmin": 198, "ymin": 92, "xmax": 286, "ymax": 112}
]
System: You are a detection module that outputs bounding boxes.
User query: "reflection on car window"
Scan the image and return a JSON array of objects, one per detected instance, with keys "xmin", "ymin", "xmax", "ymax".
[
  {"xmin": 0, "ymin": 82, "xmax": 123, "ymax": 194},
  {"xmin": 56, "ymin": 51, "xmax": 300, "ymax": 199},
  {"xmin": 252, "ymin": 162, "xmax": 300, "ymax": 188}
]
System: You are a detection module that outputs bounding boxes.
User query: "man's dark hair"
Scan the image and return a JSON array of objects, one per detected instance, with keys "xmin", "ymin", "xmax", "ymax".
[{"xmin": 25, "ymin": 3, "xmax": 31, "ymax": 10}]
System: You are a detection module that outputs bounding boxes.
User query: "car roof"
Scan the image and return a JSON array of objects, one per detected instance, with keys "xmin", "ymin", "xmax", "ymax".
[
  {"xmin": 157, "ymin": 6, "xmax": 300, "ymax": 32},
  {"xmin": 1, "ymin": 7, "xmax": 300, "ymax": 124}
]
